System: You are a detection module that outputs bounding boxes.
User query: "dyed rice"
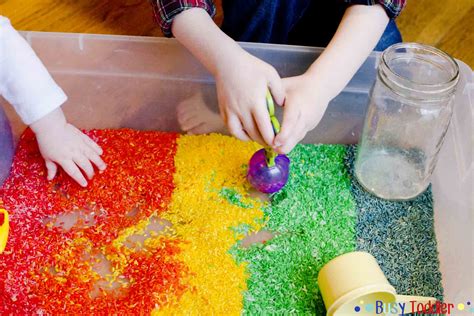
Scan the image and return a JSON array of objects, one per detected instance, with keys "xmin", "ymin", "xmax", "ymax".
[{"xmin": 0, "ymin": 131, "xmax": 443, "ymax": 315}]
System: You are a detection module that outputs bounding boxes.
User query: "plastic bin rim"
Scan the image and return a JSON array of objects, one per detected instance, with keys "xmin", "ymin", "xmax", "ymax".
[{"xmin": 20, "ymin": 30, "xmax": 328, "ymax": 53}]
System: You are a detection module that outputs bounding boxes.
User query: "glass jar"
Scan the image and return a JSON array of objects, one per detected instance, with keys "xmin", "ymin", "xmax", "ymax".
[{"xmin": 355, "ymin": 43, "xmax": 460, "ymax": 200}]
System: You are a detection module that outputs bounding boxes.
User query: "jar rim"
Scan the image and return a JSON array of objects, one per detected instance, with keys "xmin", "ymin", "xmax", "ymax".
[{"xmin": 381, "ymin": 43, "xmax": 460, "ymax": 91}]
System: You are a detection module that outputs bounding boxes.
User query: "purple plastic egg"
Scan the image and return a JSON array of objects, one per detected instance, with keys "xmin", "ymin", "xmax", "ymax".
[{"xmin": 247, "ymin": 148, "xmax": 290, "ymax": 194}]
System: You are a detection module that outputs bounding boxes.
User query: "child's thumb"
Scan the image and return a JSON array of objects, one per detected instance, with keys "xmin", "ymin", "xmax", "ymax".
[
  {"xmin": 45, "ymin": 160, "xmax": 58, "ymax": 180},
  {"xmin": 273, "ymin": 108, "xmax": 298, "ymax": 154},
  {"xmin": 267, "ymin": 70, "xmax": 285, "ymax": 106}
]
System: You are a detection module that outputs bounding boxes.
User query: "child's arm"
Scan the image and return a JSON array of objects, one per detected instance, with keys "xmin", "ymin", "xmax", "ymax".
[
  {"xmin": 0, "ymin": 17, "xmax": 106, "ymax": 186},
  {"xmin": 274, "ymin": 4, "xmax": 390, "ymax": 154},
  {"xmin": 170, "ymin": 8, "xmax": 285, "ymax": 146}
]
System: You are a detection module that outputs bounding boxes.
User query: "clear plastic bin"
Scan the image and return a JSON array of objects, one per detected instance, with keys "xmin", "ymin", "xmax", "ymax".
[{"xmin": 0, "ymin": 32, "xmax": 472, "ymax": 310}]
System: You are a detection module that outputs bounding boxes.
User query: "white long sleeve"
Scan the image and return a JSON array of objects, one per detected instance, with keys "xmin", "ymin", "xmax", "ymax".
[{"xmin": 0, "ymin": 16, "xmax": 67, "ymax": 125}]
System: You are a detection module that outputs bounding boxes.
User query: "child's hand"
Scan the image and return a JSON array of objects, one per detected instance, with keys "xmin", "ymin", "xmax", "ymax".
[
  {"xmin": 216, "ymin": 50, "xmax": 285, "ymax": 146},
  {"xmin": 172, "ymin": 8, "xmax": 285, "ymax": 145},
  {"xmin": 30, "ymin": 108, "xmax": 106, "ymax": 187},
  {"xmin": 273, "ymin": 74, "xmax": 330, "ymax": 154}
]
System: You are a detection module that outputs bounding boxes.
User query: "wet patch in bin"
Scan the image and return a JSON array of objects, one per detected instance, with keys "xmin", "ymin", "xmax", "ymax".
[
  {"xmin": 345, "ymin": 146, "xmax": 444, "ymax": 301},
  {"xmin": 0, "ymin": 130, "xmax": 443, "ymax": 315}
]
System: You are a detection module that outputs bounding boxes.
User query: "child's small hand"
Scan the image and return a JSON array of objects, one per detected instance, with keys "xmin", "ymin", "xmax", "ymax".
[
  {"xmin": 30, "ymin": 108, "xmax": 106, "ymax": 187},
  {"xmin": 215, "ymin": 50, "xmax": 285, "ymax": 146},
  {"xmin": 273, "ymin": 74, "xmax": 330, "ymax": 154}
]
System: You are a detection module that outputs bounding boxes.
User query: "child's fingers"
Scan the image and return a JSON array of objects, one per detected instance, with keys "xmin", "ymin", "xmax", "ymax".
[
  {"xmin": 81, "ymin": 134, "xmax": 103, "ymax": 155},
  {"xmin": 45, "ymin": 160, "xmax": 58, "ymax": 181},
  {"xmin": 73, "ymin": 155, "xmax": 95, "ymax": 180},
  {"xmin": 218, "ymin": 102, "xmax": 227, "ymax": 124},
  {"xmin": 267, "ymin": 69, "xmax": 285, "ymax": 106},
  {"xmin": 227, "ymin": 113, "xmax": 250, "ymax": 142},
  {"xmin": 275, "ymin": 134, "xmax": 301, "ymax": 154},
  {"xmin": 241, "ymin": 113, "xmax": 265, "ymax": 145},
  {"xmin": 86, "ymin": 151, "xmax": 107, "ymax": 172},
  {"xmin": 253, "ymin": 106, "xmax": 275, "ymax": 146},
  {"xmin": 60, "ymin": 160, "xmax": 88, "ymax": 187}
]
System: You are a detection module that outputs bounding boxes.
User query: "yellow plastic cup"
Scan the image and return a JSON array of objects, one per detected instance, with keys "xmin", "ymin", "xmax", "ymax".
[
  {"xmin": 0, "ymin": 208, "xmax": 9, "ymax": 253},
  {"xmin": 318, "ymin": 252, "xmax": 436, "ymax": 315}
]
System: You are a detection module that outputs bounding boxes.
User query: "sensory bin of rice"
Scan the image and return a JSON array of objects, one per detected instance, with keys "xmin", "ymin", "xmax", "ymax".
[{"xmin": 0, "ymin": 129, "xmax": 443, "ymax": 314}]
